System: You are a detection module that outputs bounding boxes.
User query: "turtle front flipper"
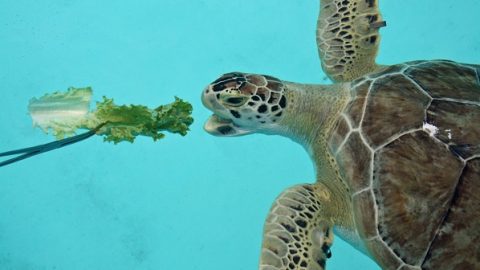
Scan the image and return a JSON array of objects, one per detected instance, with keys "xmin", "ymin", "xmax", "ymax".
[
  {"xmin": 316, "ymin": 0, "xmax": 386, "ymax": 82},
  {"xmin": 260, "ymin": 184, "xmax": 335, "ymax": 270}
]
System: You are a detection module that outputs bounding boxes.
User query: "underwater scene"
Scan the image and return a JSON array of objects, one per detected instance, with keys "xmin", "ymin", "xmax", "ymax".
[{"xmin": 1, "ymin": 0, "xmax": 479, "ymax": 269}]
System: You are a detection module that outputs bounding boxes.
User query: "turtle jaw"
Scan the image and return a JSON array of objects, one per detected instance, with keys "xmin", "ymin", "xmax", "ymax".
[{"xmin": 204, "ymin": 114, "xmax": 253, "ymax": 137}]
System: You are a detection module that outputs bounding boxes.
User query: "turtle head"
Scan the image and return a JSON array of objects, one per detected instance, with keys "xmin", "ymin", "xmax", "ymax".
[{"xmin": 202, "ymin": 72, "xmax": 287, "ymax": 136}]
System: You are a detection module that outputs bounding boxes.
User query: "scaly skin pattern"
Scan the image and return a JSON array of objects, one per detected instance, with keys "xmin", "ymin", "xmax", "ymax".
[
  {"xmin": 316, "ymin": 0, "xmax": 384, "ymax": 82},
  {"xmin": 260, "ymin": 183, "xmax": 336, "ymax": 270}
]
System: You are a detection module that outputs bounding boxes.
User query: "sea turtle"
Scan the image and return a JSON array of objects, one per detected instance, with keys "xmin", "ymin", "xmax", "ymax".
[{"xmin": 201, "ymin": 0, "xmax": 480, "ymax": 269}]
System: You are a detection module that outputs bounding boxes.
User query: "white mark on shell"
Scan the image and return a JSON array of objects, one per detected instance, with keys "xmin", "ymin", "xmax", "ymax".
[
  {"xmin": 445, "ymin": 129, "xmax": 452, "ymax": 140},
  {"xmin": 423, "ymin": 122, "xmax": 439, "ymax": 137}
]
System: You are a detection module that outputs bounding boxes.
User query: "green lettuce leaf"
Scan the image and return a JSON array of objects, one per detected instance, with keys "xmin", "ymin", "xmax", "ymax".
[{"xmin": 28, "ymin": 87, "xmax": 194, "ymax": 144}]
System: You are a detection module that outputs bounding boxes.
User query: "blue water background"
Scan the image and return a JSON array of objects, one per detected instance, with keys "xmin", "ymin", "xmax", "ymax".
[{"xmin": 0, "ymin": 1, "xmax": 479, "ymax": 269}]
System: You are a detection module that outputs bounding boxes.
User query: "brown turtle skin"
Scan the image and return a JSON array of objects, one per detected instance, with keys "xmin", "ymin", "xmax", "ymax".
[{"xmin": 329, "ymin": 60, "xmax": 480, "ymax": 269}]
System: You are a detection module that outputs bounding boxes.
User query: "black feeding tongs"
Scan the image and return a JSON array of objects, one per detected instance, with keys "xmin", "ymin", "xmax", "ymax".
[{"xmin": 0, "ymin": 123, "xmax": 106, "ymax": 167}]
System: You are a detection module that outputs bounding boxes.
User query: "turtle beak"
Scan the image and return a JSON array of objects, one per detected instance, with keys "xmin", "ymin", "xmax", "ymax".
[{"xmin": 204, "ymin": 114, "xmax": 253, "ymax": 137}]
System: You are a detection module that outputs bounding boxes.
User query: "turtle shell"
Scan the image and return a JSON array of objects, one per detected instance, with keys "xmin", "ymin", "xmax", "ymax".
[{"xmin": 328, "ymin": 60, "xmax": 480, "ymax": 269}]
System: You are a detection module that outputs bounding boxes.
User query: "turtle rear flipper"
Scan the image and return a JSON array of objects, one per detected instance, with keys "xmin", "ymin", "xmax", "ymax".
[
  {"xmin": 260, "ymin": 184, "xmax": 335, "ymax": 270},
  {"xmin": 316, "ymin": 0, "xmax": 385, "ymax": 82}
]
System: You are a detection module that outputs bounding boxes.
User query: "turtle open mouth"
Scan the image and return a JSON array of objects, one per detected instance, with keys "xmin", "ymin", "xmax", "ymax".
[
  {"xmin": 204, "ymin": 113, "xmax": 253, "ymax": 137},
  {"xmin": 204, "ymin": 114, "xmax": 236, "ymax": 136}
]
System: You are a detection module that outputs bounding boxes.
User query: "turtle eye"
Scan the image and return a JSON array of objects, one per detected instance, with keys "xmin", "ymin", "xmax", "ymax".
[
  {"xmin": 226, "ymin": 97, "xmax": 246, "ymax": 105},
  {"xmin": 220, "ymin": 93, "xmax": 248, "ymax": 107}
]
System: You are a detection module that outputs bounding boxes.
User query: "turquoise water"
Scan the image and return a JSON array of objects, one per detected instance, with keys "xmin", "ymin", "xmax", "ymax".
[{"xmin": 0, "ymin": 1, "xmax": 479, "ymax": 269}]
